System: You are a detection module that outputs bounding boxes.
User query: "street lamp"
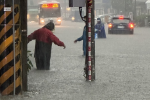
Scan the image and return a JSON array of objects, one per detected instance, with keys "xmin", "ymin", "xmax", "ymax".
[{"xmin": 66, "ymin": 7, "xmax": 70, "ymax": 11}]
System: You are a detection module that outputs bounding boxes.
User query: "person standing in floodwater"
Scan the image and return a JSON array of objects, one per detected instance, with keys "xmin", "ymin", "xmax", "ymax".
[
  {"xmin": 28, "ymin": 22, "xmax": 66, "ymax": 70},
  {"xmin": 74, "ymin": 16, "xmax": 87, "ymax": 56}
]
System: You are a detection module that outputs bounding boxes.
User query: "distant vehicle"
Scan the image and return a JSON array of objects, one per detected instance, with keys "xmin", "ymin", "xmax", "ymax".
[
  {"xmin": 70, "ymin": 10, "xmax": 84, "ymax": 22},
  {"xmin": 27, "ymin": 8, "xmax": 39, "ymax": 21},
  {"xmin": 108, "ymin": 16, "xmax": 134, "ymax": 34},
  {"xmin": 38, "ymin": 1, "xmax": 61, "ymax": 25},
  {"xmin": 148, "ymin": 16, "xmax": 150, "ymax": 27}
]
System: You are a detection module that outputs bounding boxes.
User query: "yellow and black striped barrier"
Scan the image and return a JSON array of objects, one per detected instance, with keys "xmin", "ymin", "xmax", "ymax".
[{"xmin": 0, "ymin": 5, "xmax": 22, "ymax": 95}]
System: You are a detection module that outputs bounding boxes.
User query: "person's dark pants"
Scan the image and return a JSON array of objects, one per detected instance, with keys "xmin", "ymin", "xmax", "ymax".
[
  {"xmin": 34, "ymin": 41, "xmax": 52, "ymax": 70},
  {"xmin": 35, "ymin": 54, "xmax": 50, "ymax": 70}
]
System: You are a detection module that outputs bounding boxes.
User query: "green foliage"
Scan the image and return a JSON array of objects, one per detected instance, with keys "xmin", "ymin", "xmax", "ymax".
[
  {"xmin": 27, "ymin": 50, "xmax": 33, "ymax": 72},
  {"xmin": 111, "ymin": 0, "xmax": 133, "ymax": 14},
  {"xmin": 135, "ymin": 15, "xmax": 147, "ymax": 27}
]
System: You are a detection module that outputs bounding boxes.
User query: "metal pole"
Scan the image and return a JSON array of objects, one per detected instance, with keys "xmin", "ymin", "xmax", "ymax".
[
  {"xmin": 134, "ymin": 0, "xmax": 136, "ymax": 20},
  {"xmin": 86, "ymin": 0, "xmax": 95, "ymax": 81},
  {"xmin": 64, "ymin": 0, "xmax": 66, "ymax": 19},
  {"xmin": 124, "ymin": 0, "xmax": 126, "ymax": 15},
  {"xmin": 85, "ymin": 0, "xmax": 88, "ymax": 81},
  {"xmin": 87, "ymin": 1, "xmax": 92, "ymax": 81},
  {"xmin": 12, "ymin": 0, "xmax": 16, "ymax": 95},
  {"xmin": 21, "ymin": 0, "xmax": 28, "ymax": 91},
  {"xmin": 91, "ymin": 0, "xmax": 95, "ymax": 81}
]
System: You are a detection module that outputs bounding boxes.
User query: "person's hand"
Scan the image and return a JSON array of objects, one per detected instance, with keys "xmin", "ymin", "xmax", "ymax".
[
  {"xmin": 74, "ymin": 40, "xmax": 77, "ymax": 43},
  {"xmin": 27, "ymin": 39, "xmax": 30, "ymax": 44},
  {"xmin": 63, "ymin": 45, "xmax": 66, "ymax": 49}
]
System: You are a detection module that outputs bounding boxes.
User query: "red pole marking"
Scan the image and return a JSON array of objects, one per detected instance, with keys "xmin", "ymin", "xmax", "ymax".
[
  {"xmin": 88, "ymin": 47, "xmax": 91, "ymax": 51},
  {"xmin": 89, "ymin": 18, "xmax": 91, "ymax": 22},
  {"xmin": 88, "ymin": 67, "xmax": 92, "ymax": 70},
  {"xmin": 88, "ymin": 27, "xmax": 91, "ymax": 32},
  {"xmin": 88, "ymin": 37, "xmax": 91, "ymax": 41},
  {"xmin": 88, "ymin": 56, "xmax": 91, "ymax": 61},
  {"xmin": 87, "ymin": 0, "xmax": 92, "ymax": 81},
  {"xmin": 88, "ymin": 8, "xmax": 91, "ymax": 13},
  {"xmin": 89, "ymin": 75, "xmax": 91, "ymax": 80}
]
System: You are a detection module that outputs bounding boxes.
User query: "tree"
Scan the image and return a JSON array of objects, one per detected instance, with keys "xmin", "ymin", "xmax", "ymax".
[{"xmin": 111, "ymin": 0, "xmax": 133, "ymax": 15}]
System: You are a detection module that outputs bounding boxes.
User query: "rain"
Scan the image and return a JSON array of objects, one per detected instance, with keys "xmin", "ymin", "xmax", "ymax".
[{"xmin": 1, "ymin": 0, "xmax": 150, "ymax": 100}]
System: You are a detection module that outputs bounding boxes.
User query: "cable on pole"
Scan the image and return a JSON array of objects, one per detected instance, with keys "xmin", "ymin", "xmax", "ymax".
[{"xmin": 79, "ymin": 7, "xmax": 86, "ymax": 22}]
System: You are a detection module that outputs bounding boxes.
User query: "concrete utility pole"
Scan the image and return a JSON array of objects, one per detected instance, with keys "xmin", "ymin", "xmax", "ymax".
[
  {"xmin": 0, "ymin": 0, "xmax": 23, "ymax": 95},
  {"xmin": 0, "ymin": 0, "xmax": 27, "ymax": 95},
  {"xmin": 85, "ymin": 0, "xmax": 95, "ymax": 81}
]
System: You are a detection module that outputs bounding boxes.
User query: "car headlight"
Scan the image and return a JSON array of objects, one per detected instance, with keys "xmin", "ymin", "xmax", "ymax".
[
  {"xmin": 57, "ymin": 19, "xmax": 61, "ymax": 22},
  {"xmin": 36, "ymin": 15, "xmax": 39, "ymax": 19},
  {"xmin": 72, "ymin": 17, "xmax": 75, "ymax": 20},
  {"xmin": 40, "ymin": 19, "xmax": 45, "ymax": 23},
  {"xmin": 27, "ymin": 14, "xmax": 30, "ymax": 19}
]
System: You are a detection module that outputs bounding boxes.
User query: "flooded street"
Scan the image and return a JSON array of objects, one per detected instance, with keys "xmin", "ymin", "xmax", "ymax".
[{"xmin": 1, "ymin": 20, "xmax": 150, "ymax": 100}]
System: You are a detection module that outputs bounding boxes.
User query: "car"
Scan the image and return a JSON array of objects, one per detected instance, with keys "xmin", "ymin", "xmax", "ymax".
[{"xmin": 108, "ymin": 16, "xmax": 134, "ymax": 34}]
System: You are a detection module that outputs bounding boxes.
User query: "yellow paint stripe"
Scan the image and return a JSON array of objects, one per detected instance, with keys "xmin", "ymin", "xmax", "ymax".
[
  {"xmin": 0, "ymin": 35, "xmax": 13, "ymax": 55},
  {"xmin": 0, "ymin": 11, "xmax": 12, "ymax": 24},
  {"xmin": 0, "ymin": 30, "xmax": 20, "ymax": 55},
  {"xmin": 0, "ymin": 12, "xmax": 19, "ymax": 39},
  {"xmin": 0, "ymin": 5, "xmax": 4, "ymax": 11},
  {"xmin": 0, "ymin": 61, "xmax": 21, "ymax": 85},
  {"xmin": 0, "ymin": 49, "xmax": 20, "ymax": 70},
  {"xmin": 0, "ymin": 28, "xmax": 20, "ymax": 55},
  {"xmin": 1, "ymin": 77, "xmax": 21, "ymax": 95},
  {"xmin": 0, "ymin": 5, "xmax": 19, "ymax": 24},
  {"xmin": 15, "ymin": 44, "xmax": 21, "ymax": 57}
]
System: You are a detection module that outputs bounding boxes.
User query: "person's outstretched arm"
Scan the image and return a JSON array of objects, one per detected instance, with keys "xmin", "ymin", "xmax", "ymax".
[
  {"xmin": 48, "ymin": 32, "xmax": 66, "ymax": 49},
  {"xmin": 27, "ymin": 30, "xmax": 38, "ymax": 43}
]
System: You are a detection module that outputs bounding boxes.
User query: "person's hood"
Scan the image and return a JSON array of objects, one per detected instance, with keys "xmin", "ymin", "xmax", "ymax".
[
  {"xmin": 43, "ymin": 22, "xmax": 55, "ymax": 31},
  {"xmin": 97, "ymin": 18, "xmax": 101, "ymax": 22}
]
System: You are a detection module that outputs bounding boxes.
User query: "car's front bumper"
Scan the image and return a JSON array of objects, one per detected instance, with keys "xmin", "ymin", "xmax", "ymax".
[{"xmin": 108, "ymin": 28, "xmax": 133, "ymax": 33}]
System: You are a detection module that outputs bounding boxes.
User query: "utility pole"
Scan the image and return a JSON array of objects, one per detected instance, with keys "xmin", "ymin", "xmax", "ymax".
[
  {"xmin": 20, "ymin": 0, "xmax": 28, "ymax": 91},
  {"xmin": 64, "ymin": 0, "xmax": 66, "ymax": 19},
  {"xmin": 134, "ymin": 0, "xmax": 136, "ymax": 20},
  {"xmin": 0, "ymin": 0, "xmax": 23, "ymax": 95},
  {"xmin": 124, "ymin": 0, "xmax": 126, "ymax": 15},
  {"xmin": 91, "ymin": 0, "xmax": 95, "ymax": 81},
  {"xmin": 85, "ymin": 0, "xmax": 95, "ymax": 81}
]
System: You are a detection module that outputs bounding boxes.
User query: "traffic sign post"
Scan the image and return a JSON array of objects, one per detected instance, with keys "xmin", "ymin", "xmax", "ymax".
[
  {"xmin": 85, "ymin": 0, "xmax": 95, "ymax": 81},
  {"xmin": 69, "ymin": 0, "xmax": 95, "ymax": 81}
]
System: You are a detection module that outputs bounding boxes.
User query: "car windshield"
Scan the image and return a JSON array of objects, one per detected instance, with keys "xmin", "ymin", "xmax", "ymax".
[
  {"xmin": 40, "ymin": 8, "xmax": 61, "ymax": 17},
  {"xmin": 112, "ymin": 19, "xmax": 130, "ymax": 23},
  {"xmin": 28, "ymin": 9, "xmax": 38, "ymax": 14}
]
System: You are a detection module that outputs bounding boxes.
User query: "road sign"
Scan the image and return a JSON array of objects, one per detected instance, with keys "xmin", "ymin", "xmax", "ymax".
[
  {"xmin": 4, "ymin": 7, "xmax": 11, "ymax": 11},
  {"xmin": 69, "ymin": 0, "xmax": 86, "ymax": 7}
]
